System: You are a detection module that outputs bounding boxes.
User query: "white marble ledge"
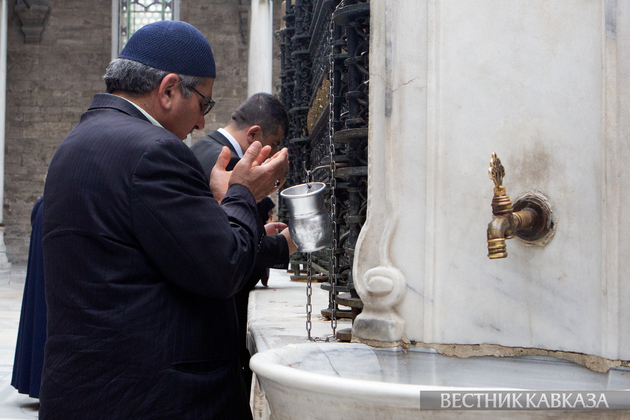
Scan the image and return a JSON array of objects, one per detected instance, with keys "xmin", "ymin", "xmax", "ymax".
[{"xmin": 247, "ymin": 269, "xmax": 351, "ymax": 355}]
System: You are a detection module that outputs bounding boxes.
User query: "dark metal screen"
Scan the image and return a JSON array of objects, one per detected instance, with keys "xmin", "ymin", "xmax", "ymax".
[{"xmin": 277, "ymin": 0, "xmax": 369, "ymax": 335}]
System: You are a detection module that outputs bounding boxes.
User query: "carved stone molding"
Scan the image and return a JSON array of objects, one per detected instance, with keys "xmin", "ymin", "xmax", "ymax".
[
  {"xmin": 352, "ymin": 265, "xmax": 407, "ymax": 342},
  {"xmin": 15, "ymin": 0, "xmax": 50, "ymax": 44}
]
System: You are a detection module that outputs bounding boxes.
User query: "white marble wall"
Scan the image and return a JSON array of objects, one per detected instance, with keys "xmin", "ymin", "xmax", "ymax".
[{"xmin": 353, "ymin": 0, "xmax": 630, "ymax": 362}]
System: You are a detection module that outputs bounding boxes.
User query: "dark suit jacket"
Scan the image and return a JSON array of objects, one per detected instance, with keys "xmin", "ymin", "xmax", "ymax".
[
  {"xmin": 191, "ymin": 130, "xmax": 241, "ymax": 180},
  {"xmin": 191, "ymin": 130, "xmax": 289, "ymax": 271},
  {"xmin": 191, "ymin": 131, "xmax": 290, "ymax": 396},
  {"xmin": 41, "ymin": 94, "xmax": 258, "ymax": 420}
]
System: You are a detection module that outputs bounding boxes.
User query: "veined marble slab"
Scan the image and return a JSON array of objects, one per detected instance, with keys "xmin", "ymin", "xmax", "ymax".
[{"xmin": 354, "ymin": 0, "xmax": 630, "ymax": 362}]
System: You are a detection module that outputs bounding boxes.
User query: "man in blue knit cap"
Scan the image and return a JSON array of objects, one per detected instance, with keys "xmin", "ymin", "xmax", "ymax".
[{"xmin": 40, "ymin": 21, "xmax": 287, "ymax": 419}]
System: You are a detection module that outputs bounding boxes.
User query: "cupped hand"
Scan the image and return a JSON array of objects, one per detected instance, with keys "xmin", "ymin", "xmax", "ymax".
[
  {"xmin": 265, "ymin": 222, "xmax": 287, "ymax": 236},
  {"xmin": 230, "ymin": 141, "xmax": 289, "ymax": 202}
]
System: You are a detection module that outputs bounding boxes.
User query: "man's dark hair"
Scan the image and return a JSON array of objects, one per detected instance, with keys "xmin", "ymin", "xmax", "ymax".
[
  {"xmin": 103, "ymin": 58, "xmax": 204, "ymax": 98},
  {"xmin": 229, "ymin": 93, "xmax": 289, "ymax": 138}
]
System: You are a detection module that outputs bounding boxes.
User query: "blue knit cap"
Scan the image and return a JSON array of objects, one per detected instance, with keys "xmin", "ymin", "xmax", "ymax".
[{"xmin": 119, "ymin": 21, "xmax": 216, "ymax": 78}]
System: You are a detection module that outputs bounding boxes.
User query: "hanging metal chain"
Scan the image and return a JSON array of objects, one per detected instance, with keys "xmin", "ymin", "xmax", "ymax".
[
  {"xmin": 305, "ymin": 169, "xmax": 327, "ymax": 341},
  {"xmin": 304, "ymin": 0, "xmax": 344, "ymax": 342},
  {"xmin": 328, "ymin": 0, "xmax": 344, "ymax": 338},
  {"xmin": 306, "ymin": 248, "xmax": 314, "ymax": 340},
  {"xmin": 305, "ymin": 168, "xmax": 316, "ymax": 341}
]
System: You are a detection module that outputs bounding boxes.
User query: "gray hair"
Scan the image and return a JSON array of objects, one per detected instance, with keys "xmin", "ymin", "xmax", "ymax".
[{"xmin": 103, "ymin": 58, "xmax": 205, "ymax": 98}]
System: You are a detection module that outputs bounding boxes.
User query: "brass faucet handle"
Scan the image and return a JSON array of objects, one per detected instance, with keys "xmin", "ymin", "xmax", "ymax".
[
  {"xmin": 488, "ymin": 152, "xmax": 505, "ymax": 191},
  {"xmin": 489, "ymin": 152, "xmax": 512, "ymax": 216}
]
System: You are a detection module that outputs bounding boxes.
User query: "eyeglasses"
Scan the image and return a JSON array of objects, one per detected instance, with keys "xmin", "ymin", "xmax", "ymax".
[{"xmin": 189, "ymin": 86, "xmax": 216, "ymax": 116}]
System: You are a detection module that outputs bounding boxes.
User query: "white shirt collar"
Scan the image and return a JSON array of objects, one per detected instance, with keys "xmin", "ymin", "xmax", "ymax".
[
  {"xmin": 117, "ymin": 95, "xmax": 164, "ymax": 128},
  {"xmin": 218, "ymin": 128, "xmax": 244, "ymax": 158}
]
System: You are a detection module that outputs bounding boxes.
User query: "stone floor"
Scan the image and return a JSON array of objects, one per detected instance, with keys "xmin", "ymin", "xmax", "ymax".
[{"xmin": 0, "ymin": 263, "xmax": 39, "ymax": 420}]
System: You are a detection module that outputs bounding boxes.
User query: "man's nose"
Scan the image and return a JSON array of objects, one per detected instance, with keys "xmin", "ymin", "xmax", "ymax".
[{"xmin": 195, "ymin": 112, "xmax": 206, "ymax": 131}]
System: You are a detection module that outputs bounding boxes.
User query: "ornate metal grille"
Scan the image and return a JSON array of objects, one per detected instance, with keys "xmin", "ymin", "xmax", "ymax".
[
  {"xmin": 118, "ymin": 0, "xmax": 175, "ymax": 53},
  {"xmin": 278, "ymin": 0, "xmax": 370, "ymax": 341}
]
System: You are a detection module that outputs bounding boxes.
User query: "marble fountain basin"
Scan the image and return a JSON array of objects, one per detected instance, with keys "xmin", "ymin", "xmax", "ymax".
[{"xmin": 249, "ymin": 342, "xmax": 630, "ymax": 419}]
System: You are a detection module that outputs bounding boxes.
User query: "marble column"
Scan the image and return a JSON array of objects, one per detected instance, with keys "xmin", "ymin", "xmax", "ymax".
[{"xmin": 247, "ymin": 0, "xmax": 273, "ymax": 95}]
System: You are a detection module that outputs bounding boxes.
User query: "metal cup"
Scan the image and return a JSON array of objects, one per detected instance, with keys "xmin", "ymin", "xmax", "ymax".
[{"xmin": 280, "ymin": 182, "xmax": 332, "ymax": 252}]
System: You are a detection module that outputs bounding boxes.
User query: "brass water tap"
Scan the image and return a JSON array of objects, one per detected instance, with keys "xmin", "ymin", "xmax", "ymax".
[{"xmin": 487, "ymin": 153, "xmax": 550, "ymax": 259}]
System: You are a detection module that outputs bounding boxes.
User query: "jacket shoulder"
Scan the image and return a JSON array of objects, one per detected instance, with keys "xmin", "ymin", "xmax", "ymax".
[{"xmin": 191, "ymin": 131, "xmax": 239, "ymax": 178}]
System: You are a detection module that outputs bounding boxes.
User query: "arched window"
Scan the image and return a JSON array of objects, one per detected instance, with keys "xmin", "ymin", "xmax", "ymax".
[{"xmin": 112, "ymin": 0, "xmax": 180, "ymax": 59}]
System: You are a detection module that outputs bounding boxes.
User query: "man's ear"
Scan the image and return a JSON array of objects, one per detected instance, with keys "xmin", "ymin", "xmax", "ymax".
[
  {"xmin": 157, "ymin": 73, "xmax": 180, "ymax": 111},
  {"xmin": 246, "ymin": 125, "xmax": 262, "ymax": 144}
]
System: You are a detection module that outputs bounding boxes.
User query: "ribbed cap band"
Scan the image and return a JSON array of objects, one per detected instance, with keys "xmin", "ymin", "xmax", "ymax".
[{"xmin": 119, "ymin": 21, "xmax": 216, "ymax": 78}]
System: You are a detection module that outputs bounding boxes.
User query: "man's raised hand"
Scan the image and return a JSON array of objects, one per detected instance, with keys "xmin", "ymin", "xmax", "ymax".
[{"xmin": 230, "ymin": 141, "xmax": 289, "ymax": 202}]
